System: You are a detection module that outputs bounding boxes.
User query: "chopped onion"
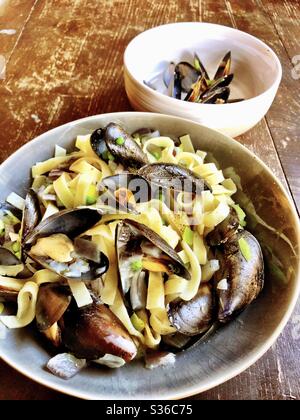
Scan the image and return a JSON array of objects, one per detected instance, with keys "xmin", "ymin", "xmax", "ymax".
[
  {"xmin": 145, "ymin": 351, "xmax": 176, "ymax": 370},
  {"xmin": 93, "ymin": 354, "xmax": 126, "ymax": 369},
  {"xmin": 47, "ymin": 353, "xmax": 86, "ymax": 379},
  {"xmin": 9, "ymin": 232, "xmax": 19, "ymax": 242},
  {"xmin": 202, "ymin": 260, "xmax": 220, "ymax": 282},
  {"xmin": 6, "ymin": 192, "xmax": 25, "ymax": 211},
  {"xmin": 42, "ymin": 203, "xmax": 59, "ymax": 221},
  {"xmin": 67, "ymin": 280, "xmax": 93, "ymax": 308},
  {"xmin": 55, "ymin": 145, "xmax": 67, "ymax": 157},
  {"xmin": 217, "ymin": 278, "xmax": 228, "ymax": 290}
]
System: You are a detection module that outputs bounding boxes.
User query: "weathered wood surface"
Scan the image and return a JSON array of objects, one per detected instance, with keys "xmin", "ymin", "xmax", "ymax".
[{"xmin": 0, "ymin": 0, "xmax": 299, "ymax": 400}]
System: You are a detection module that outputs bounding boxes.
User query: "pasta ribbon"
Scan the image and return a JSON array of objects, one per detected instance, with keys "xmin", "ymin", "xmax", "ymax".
[
  {"xmin": 146, "ymin": 272, "xmax": 165, "ymax": 310},
  {"xmin": 53, "ymin": 173, "xmax": 74, "ymax": 208},
  {"xmin": 150, "ymin": 308, "xmax": 176, "ymax": 335},
  {"xmin": 137, "ymin": 310, "xmax": 161, "ymax": 349},
  {"xmin": 110, "ymin": 290, "xmax": 144, "ymax": 340},
  {"xmin": 1, "ymin": 281, "xmax": 38, "ymax": 328}
]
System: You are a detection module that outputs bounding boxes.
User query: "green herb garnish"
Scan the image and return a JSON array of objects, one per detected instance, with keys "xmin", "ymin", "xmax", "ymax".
[
  {"xmin": 130, "ymin": 313, "xmax": 145, "ymax": 332},
  {"xmin": 231, "ymin": 204, "xmax": 246, "ymax": 227},
  {"xmin": 183, "ymin": 226, "xmax": 194, "ymax": 246},
  {"xmin": 116, "ymin": 137, "xmax": 125, "ymax": 145},
  {"xmin": 238, "ymin": 237, "xmax": 251, "ymax": 261},
  {"xmin": 131, "ymin": 259, "xmax": 143, "ymax": 272},
  {"xmin": 86, "ymin": 185, "xmax": 98, "ymax": 205}
]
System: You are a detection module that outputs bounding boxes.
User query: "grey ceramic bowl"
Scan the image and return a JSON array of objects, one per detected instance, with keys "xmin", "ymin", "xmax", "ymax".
[{"xmin": 0, "ymin": 112, "xmax": 299, "ymax": 400}]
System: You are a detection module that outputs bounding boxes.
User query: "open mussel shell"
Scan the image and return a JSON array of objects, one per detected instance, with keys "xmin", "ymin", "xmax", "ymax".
[
  {"xmin": 194, "ymin": 53, "xmax": 210, "ymax": 80},
  {"xmin": 36, "ymin": 283, "xmax": 71, "ymax": 331},
  {"xmin": 24, "ymin": 208, "xmax": 109, "ymax": 281},
  {"xmin": 200, "ymin": 73, "xmax": 234, "ymax": 100},
  {"xmin": 24, "ymin": 208, "xmax": 103, "ymax": 246},
  {"xmin": 138, "ymin": 163, "xmax": 205, "ymax": 194},
  {"xmin": 28, "ymin": 244, "xmax": 109, "ymax": 282},
  {"xmin": 173, "ymin": 67, "xmax": 182, "ymax": 99},
  {"xmin": 185, "ymin": 75, "xmax": 208, "ymax": 102},
  {"xmin": 215, "ymin": 229, "xmax": 264, "ymax": 323},
  {"xmin": 163, "ymin": 61, "xmax": 175, "ymax": 88},
  {"xmin": 201, "ymin": 86, "xmax": 230, "ymax": 104},
  {"xmin": 61, "ymin": 299, "xmax": 137, "ymax": 361},
  {"xmin": 117, "ymin": 219, "xmax": 191, "ymax": 284},
  {"xmin": 0, "ymin": 247, "xmax": 31, "ymax": 279},
  {"xmin": 213, "ymin": 51, "xmax": 231, "ymax": 80},
  {"xmin": 175, "ymin": 62, "xmax": 199, "ymax": 93},
  {"xmin": 91, "ymin": 123, "xmax": 149, "ymax": 170},
  {"xmin": 22, "ymin": 189, "xmax": 41, "ymax": 242},
  {"xmin": 0, "ymin": 203, "xmax": 22, "ymax": 221},
  {"xmin": 168, "ymin": 284, "xmax": 214, "ymax": 336}
]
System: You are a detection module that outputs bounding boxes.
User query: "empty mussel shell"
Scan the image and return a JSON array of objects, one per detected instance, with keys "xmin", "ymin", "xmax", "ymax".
[
  {"xmin": 213, "ymin": 51, "xmax": 231, "ymax": 80},
  {"xmin": 175, "ymin": 62, "xmax": 199, "ymax": 93},
  {"xmin": 201, "ymin": 86, "xmax": 230, "ymax": 104}
]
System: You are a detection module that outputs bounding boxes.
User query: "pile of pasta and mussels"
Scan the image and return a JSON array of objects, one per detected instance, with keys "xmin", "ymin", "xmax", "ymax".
[{"xmin": 0, "ymin": 123, "xmax": 264, "ymax": 378}]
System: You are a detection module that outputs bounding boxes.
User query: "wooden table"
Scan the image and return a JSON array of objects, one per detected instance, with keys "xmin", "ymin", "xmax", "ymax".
[{"xmin": 0, "ymin": 0, "xmax": 299, "ymax": 400}]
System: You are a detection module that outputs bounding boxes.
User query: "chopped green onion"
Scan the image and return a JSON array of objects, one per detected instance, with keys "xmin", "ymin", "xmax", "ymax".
[
  {"xmin": 130, "ymin": 259, "xmax": 143, "ymax": 272},
  {"xmin": 183, "ymin": 226, "xmax": 194, "ymax": 246},
  {"xmin": 130, "ymin": 313, "xmax": 145, "ymax": 332},
  {"xmin": 238, "ymin": 237, "xmax": 251, "ymax": 261},
  {"xmin": 101, "ymin": 150, "xmax": 109, "ymax": 161},
  {"xmin": 12, "ymin": 242, "xmax": 20, "ymax": 253},
  {"xmin": 86, "ymin": 185, "xmax": 98, "ymax": 205},
  {"xmin": 116, "ymin": 136, "xmax": 125, "ymax": 145},
  {"xmin": 151, "ymin": 151, "xmax": 161, "ymax": 160},
  {"xmin": 231, "ymin": 204, "xmax": 246, "ymax": 227},
  {"xmin": 107, "ymin": 152, "xmax": 115, "ymax": 161},
  {"xmin": 194, "ymin": 57, "xmax": 201, "ymax": 72}
]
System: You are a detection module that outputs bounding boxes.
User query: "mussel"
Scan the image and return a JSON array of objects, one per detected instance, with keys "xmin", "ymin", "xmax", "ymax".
[
  {"xmin": 36, "ymin": 283, "xmax": 71, "ymax": 331},
  {"xmin": 61, "ymin": 300, "xmax": 137, "ymax": 361},
  {"xmin": 0, "ymin": 247, "xmax": 31, "ymax": 279},
  {"xmin": 206, "ymin": 207, "xmax": 239, "ymax": 246},
  {"xmin": 91, "ymin": 123, "xmax": 149, "ymax": 169},
  {"xmin": 215, "ymin": 229, "xmax": 264, "ymax": 323},
  {"xmin": 214, "ymin": 51, "xmax": 231, "ymax": 80},
  {"xmin": 138, "ymin": 163, "xmax": 205, "ymax": 195},
  {"xmin": 152, "ymin": 50, "xmax": 240, "ymax": 104},
  {"xmin": 168, "ymin": 284, "xmax": 214, "ymax": 336},
  {"xmin": 116, "ymin": 219, "xmax": 191, "ymax": 296},
  {"xmin": 24, "ymin": 208, "xmax": 109, "ymax": 281},
  {"xmin": 21, "ymin": 189, "xmax": 41, "ymax": 242}
]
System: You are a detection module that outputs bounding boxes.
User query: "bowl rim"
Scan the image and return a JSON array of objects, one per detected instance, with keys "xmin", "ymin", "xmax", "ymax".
[
  {"xmin": 124, "ymin": 22, "xmax": 283, "ymax": 108},
  {"xmin": 0, "ymin": 111, "xmax": 299, "ymax": 400}
]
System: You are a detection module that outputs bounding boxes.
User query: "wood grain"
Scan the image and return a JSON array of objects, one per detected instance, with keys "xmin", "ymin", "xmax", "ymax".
[{"xmin": 0, "ymin": 0, "xmax": 299, "ymax": 401}]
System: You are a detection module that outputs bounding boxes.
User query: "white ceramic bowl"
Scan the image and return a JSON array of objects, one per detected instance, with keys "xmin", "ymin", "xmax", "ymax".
[
  {"xmin": 0, "ymin": 112, "xmax": 299, "ymax": 400},
  {"xmin": 124, "ymin": 22, "xmax": 282, "ymax": 137}
]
